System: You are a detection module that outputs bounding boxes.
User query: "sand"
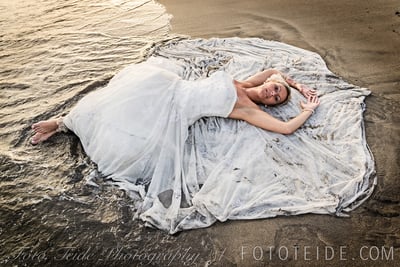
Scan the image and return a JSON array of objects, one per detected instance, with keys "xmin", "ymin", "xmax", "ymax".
[{"xmin": 157, "ymin": 0, "xmax": 400, "ymax": 265}]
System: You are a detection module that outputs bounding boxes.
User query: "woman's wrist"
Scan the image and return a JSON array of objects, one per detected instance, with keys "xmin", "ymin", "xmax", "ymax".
[
  {"xmin": 296, "ymin": 83, "xmax": 304, "ymax": 92},
  {"xmin": 280, "ymin": 72, "xmax": 305, "ymax": 93},
  {"xmin": 290, "ymin": 79, "xmax": 302, "ymax": 92},
  {"xmin": 302, "ymin": 108, "xmax": 315, "ymax": 113}
]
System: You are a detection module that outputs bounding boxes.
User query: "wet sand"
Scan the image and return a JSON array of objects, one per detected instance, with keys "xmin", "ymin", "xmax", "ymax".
[
  {"xmin": 1, "ymin": 1, "xmax": 399, "ymax": 266},
  {"xmin": 157, "ymin": 0, "xmax": 400, "ymax": 266}
]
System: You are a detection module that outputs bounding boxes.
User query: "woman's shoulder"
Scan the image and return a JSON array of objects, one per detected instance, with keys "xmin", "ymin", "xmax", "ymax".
[
  {"xmin": 229, "ymin": 85, "xmax": 260, "ymax": 118},
  {"xmin": 233, "ymin": 83, "xmax": 256, "ymax": 105}
]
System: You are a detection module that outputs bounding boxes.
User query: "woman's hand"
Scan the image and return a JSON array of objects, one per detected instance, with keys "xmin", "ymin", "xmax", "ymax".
[
  {"xmin": 300, "ymin": 95, "xmax": 320, "ymax": 111},
  {"xmin": 297, "ymin": 84, "xmax": 317, "ymax": 98}
]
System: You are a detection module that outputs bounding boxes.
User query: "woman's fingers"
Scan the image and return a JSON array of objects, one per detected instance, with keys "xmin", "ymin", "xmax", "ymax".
[
  {"xmin": 302, "ymin": 87, "xmax": 317, "ymax": 97},
  {"xmin": 311, "ymin": 95, "xmax": 319, "ymax": 103},
  {"xmin": 307, "ymin": 95, "xmax": 320, "ymax": 107},
  {"xmin": 301, "ymin": 95, "xmax": 320, "ymax": 110}
]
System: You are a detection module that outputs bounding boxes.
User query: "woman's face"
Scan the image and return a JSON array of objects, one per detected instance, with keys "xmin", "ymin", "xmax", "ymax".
[{"xmin": 259, "ymin": 82, "xmax": 288, "ymax": 106}]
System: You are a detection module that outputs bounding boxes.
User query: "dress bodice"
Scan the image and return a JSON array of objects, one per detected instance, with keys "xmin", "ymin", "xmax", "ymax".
[{"xmin": 176, "ymin": 71, "xmax": 237, "ymax": 125}]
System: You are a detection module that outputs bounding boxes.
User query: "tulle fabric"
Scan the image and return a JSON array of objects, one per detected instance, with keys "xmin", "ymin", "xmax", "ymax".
[
  {"xmin": 63, "ymin": 57, "xmax": 238, "ymax": 232},
  {"xmin": 64, "ymin": 38, "xmax": 376, "ymax": 233}
]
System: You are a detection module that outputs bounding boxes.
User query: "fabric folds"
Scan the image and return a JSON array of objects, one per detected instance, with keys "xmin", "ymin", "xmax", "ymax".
[{"xmin": 64, "ymin": 38, "xmax": 376, "ymax": 234}]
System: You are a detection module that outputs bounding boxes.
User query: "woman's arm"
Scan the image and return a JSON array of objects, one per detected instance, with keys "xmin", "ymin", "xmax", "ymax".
[
  {"xmin": 281, "ymin": 74, "xmax": 317, "ymax": 98},
  {"xmin": 241, "ymin": 69, "xmax": 280, "ymax": 87},
  {"xmin": 241, "ymin": 68, "xmax": 317, "ymax": 97},
  {"xmin": 229, "ymin": 96, "xmax": 320, "ymax": 134}
]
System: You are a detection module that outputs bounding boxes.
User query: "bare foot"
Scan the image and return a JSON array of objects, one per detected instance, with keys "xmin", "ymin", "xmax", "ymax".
[
  {"xmin": 31, "ymin": 130, "xmax": 57, "ymax": 145},
  {"xmin": 32, "ymin": 119, "xmax": 58, "ymax": 134}
]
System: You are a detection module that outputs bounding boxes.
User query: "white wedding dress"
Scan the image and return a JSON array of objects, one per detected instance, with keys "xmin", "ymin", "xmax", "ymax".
[
  {"xmin": 63, "ymin": 57, "xmax": 238, "ymax": 231},
  {"xmin": 62, "ymin": 38, "xmax": 376, "ymax": 234}
]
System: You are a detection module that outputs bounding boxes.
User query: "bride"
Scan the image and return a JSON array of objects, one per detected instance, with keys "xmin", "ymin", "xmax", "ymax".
[
  {"xmin": 31, "ymin": 58, "xmax": 319, "ymax": 232},
  {"xmin": 32, "ymin": 61, "xmax": 319, "ymax": 144}
]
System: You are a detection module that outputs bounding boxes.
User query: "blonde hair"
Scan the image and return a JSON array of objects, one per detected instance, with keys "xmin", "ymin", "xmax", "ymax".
[{"xmin": 265, "ymin": 73, "xmax": 291, "ymax": 106}]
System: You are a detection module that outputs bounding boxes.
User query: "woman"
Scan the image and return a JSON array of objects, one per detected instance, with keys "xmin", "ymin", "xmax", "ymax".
[
  {"xmin": 31, "ymin": 58, "xmax": 320, "ymax": 232},
  {"xmin": 31, "ymin": 63, "xmax": 319, "ymax": 144}
]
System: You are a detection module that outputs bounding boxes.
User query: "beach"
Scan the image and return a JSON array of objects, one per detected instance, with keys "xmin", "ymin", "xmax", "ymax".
[{"xmin": 0, "ymin": 0, "xmax": 399, "ymax": 266}]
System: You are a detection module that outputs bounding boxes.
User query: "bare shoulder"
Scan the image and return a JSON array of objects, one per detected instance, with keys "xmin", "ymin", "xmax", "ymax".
[{"xmin": 229, "ymin": 83, "xmax": 260, "ymax": 120}]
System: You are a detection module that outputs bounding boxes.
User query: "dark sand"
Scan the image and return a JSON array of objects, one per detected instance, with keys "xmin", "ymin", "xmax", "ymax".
[{"xmin": 156, "ymin": 0, "xmax": 400, "ymax": 266}]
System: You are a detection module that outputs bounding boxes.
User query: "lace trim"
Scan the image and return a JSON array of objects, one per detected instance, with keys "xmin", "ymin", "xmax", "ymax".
[{"xmin": 56, "ymin": 117, "xmax": 68, "ymax": 133}]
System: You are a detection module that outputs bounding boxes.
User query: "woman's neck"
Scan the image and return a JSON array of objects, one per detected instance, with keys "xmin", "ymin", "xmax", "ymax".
[{"xmin": 244, "ymin": 86, "xmax": 261, "ymax": 104}]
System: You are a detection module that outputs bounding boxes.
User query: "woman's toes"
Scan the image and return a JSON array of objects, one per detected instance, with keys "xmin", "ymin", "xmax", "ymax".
[
  {"xmin": 31, "ymin": 131, "xmax": 56, "ymax": 145},
  {"xmin": 32, "ymin": 123, "xmax": 39, "ymax": 131},
  {"xmin": 31, "ymin": 133, "xmax": 41, "ymax": 145}
]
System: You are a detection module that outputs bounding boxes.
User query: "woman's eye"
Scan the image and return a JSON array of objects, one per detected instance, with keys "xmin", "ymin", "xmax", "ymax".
[{"xmin": 275, "ymin": 96, "xmax": 280, "ymax": 102}]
